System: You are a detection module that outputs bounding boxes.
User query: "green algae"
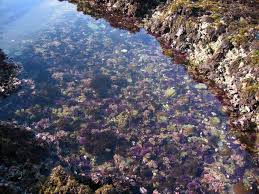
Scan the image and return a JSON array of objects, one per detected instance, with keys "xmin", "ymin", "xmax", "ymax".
[
  {"xmin": 194, "ymin": 83, "xmax": 207, "ymax": 90},
  {"xmin": 163, "ymin": 0, "xmax": 224, "ymax": 19},
  {"xmin": 249, "ymin": 50, "xmax": 259, "ymax": 67},
  {"xmin": 167, "ymin": 0, "xmax": 191, "ymax": 13},
  {"xmin": 113, "ymin": 112, "xmax": 130, "ymax": 128},
  {"xmin": 182, "ymin": 124, "xmax": 195, "ymax": 129},
  {"xmin": 210, "ymin": 117, "xmax": 221, "ymax": 126},
  {"xmin": 167, "ymin": 124, "xmax": 177, "ymax": 131},
  {"xmin": 164, "ymin": 87, "xmax": 176, "ymax": 98},
  {"xmin": 229, "ymin": 27, "xmax": 251, "ymax": 46},
  {"xmin": 95, "ymin": 184, "xmax": 114, "ymax": 194},
  {"xmin": 158, "ymin": 115, "xmax": 168, "ymax": 123},
  {"xmin": 40, "ymin": 166, "xmax": 93, "ymax": 194},
  {"xmin": 245, "ymin": 83, "xmax": 259, "ymax": 95}
]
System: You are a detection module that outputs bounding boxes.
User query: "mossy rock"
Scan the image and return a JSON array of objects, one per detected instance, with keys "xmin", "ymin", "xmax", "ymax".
[{"xmin": 40, "ymin": 166, "xmax": 93, "ymax": 194}]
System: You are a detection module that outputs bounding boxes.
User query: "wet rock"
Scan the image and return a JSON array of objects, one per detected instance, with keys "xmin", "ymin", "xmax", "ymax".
[{"xmin": 0, "ymin": 49, "xmax": 21, "ymax": 97}]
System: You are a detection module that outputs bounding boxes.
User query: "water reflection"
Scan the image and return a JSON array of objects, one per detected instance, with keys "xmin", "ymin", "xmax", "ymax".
[
  {"xmin": 0, "ymin": 0, "xmax": 76, "ymax": 54},
  {"xmin": 0, "ymin": 0, "xmax": 256, "ymax": 193}
]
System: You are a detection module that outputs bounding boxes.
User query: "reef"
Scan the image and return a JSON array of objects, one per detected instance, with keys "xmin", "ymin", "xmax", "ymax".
[{"xmin": 68, "ymin": 0, "xmax": 259, "ymax": 154}]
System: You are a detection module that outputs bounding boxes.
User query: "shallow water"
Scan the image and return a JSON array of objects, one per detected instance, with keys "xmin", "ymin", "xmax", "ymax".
[{"xmin": 0, "ymin": 0, "xmax": 256, "ymax": 193}]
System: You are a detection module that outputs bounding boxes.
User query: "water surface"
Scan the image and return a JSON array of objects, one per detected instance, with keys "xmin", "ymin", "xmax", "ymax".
[{"xmin": 0, "ymin": 0, "xmax": 256, "ymax": 193}]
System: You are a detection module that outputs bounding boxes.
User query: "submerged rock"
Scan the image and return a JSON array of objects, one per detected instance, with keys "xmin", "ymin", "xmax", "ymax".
[{"xmin": 121, "ymin": 49, "xmax": 128, "ymax": 53}]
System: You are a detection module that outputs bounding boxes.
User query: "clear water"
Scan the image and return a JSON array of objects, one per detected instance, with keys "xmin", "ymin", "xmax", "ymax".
[{"xmin": 0, "ymin": 0, "xmax": 256, "ymax": 193}]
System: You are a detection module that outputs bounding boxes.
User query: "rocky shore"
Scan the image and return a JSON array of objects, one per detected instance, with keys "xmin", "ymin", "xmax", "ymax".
[{"xmin": 68, "ymin": 0, "xmax": 258, "ymax": 152}]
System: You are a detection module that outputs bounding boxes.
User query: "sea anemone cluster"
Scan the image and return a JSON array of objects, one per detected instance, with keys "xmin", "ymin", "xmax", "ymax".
[{"xmin": 0, "ymin": 9, "xmax": 256, "ymax": 194}]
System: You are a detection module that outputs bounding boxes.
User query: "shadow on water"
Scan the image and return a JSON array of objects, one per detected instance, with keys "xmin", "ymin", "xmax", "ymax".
[{"xmin": 19, "ymin": 50, "xmax": 63, "ymax": 105}]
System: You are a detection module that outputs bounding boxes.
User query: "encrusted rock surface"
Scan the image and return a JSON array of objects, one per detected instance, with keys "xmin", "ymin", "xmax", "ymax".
[{"xmin": 69, "ymin": 0, "xmax": 258, "ymax": 152}]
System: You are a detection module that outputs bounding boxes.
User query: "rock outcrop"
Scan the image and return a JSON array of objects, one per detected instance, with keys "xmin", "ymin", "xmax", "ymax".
[{"xmin": 0, "ymin": 49, "xmax": 21, "ymax": 97}]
